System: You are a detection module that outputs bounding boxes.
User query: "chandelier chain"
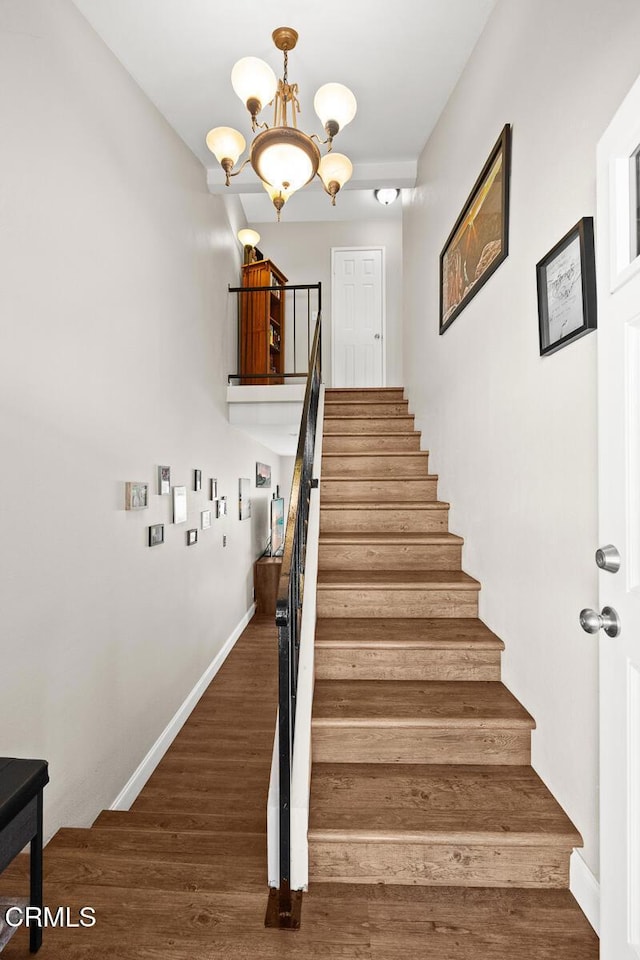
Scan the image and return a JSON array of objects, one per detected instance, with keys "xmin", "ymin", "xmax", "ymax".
[{"xmin": 283, "ymin": 50, "xmax": 288, "ymax": 85}]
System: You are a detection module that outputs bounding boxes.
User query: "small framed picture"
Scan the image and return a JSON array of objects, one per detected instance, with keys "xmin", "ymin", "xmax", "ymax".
[
  {"xmin": 536, "ymin": 217, "xmax": 597, "ymax": 356},
  {"xmin": 201, "ymin": 509, "xmax": 212, "ymax": 530},
  {"xmin": 186, "ymin": 528, "xmax": 198, "ymax": 546},
  {"xmin": 239, "ymin": 478, "xmax": 252, "ymax": 520},
  {"xmin": 194, "ymin": 469, "xmax": 202, "ymax": 491},
  {"xmin": 148, "ymin": 523, "xmax": 164, "ymax": 547},
  {"xmin": 125, "ymin": 482, "xmax": 149, "ymax": 511},
  {"xmin": 216, "ymin": 497, "xmax": 227, "ymax": 518},
  {"xmin": 210, "ymin": 478, "xmax": 218, "ymax": 500},
  {"xmin": 173, "ymin": 485, "xmax": 188, "ymax": 524},
  {"xmin": 158, "ymin": 466, "xmax": 171, "ymax": 496},
  {"xmin": 256, "ymin": 462, "xmax": 271, "ymax": 488}
]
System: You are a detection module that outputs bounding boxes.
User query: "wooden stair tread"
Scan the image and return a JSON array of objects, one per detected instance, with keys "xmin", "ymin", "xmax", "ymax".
[
  {"xmin": 322, "ymin": 473, "xmax": 438, "ymax": 482},
  {"xmin": 320, "ymin": 500, "xmax": 450, "ymax": 510},
  {"xmin": 312, "ymin": 680, "xmax": 534, "ymax": 728},
  {"xmin": 309, "ymin": 764, "xmax": 582, "ymax": 846},
  {"xmin": 318, "ymin": 569, "xmax": 480, "ymax": 589},
  {"xmin": 319, "ymin": 532, "xmax": 463, "ymax": 545},
  {"xmin": 50, "ymin": 827, "xmax": 265, "ymax": 863},
  {"xmin": 324, "ymin": 415, "xmax": 414, "ymax": 422},
  {"xmin": 315, "ymin": 618, "xmax": 504, "ymax": 649},
  {"xmin": 323, "ymin": 451, "xmax": 428, "ymax": 459}
]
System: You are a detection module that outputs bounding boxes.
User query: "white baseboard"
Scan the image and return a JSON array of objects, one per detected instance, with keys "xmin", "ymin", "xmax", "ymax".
[
  {"xmin": 570, "ymin": 849, "xmax": 600, "ymax": 935},
  {"xmin": 110, "ymin": 604, "xmax": 256, "ymax": 811}
]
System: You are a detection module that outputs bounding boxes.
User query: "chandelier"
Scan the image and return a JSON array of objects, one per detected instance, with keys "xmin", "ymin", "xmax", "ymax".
[{"xmin": 206, "ymin": 27, "xmax": 356, "ymax": 221}]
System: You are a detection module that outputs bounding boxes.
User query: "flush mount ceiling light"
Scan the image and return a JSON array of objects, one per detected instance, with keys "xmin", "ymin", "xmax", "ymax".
[
  {"xmin": 374, "ymin": 188, "xmax": 400, "ymax": 206},
  {"xmin": 206, "ymin": 27, "xmax": 356, "ymax": 221}
]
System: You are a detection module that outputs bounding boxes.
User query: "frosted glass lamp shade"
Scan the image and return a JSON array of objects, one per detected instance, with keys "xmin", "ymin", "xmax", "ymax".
[
  {"xmin": 314, "ymin": 83, "xmax": 357, "ymax": 133},
  {"xmin": 318, "ymin": 152, "xmax": 353, "ymax": 190},
  {"xmin": 205, "ymin": 126, "xmax": 246, "ymax": 164},
  {"xmin": 231, "ymin": 57, "xmax": 277, "ymax": 112},
  {"xmin": 251, "ymin": 127, "xmax": 320, "ymax": 193},
  {"xmin": 238, "ymin": 228, "xmax": 260, "ymax": 248}
]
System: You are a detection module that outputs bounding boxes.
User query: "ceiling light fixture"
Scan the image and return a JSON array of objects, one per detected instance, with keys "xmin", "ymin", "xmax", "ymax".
[
  {"xmin": 206, "ymin": 27, "xmax": 356, "ymax": 221},
  {"xmin": 374, "ymin": 188, "xmax": 400, "ymax": 206}
]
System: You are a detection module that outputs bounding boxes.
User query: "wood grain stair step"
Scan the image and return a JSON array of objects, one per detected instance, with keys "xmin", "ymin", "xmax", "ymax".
[
  {"xmin": 325, "ymin": 387, "xmax": 405, "ymax": 401},
  {"xmin": 315, "ymin": 617, "xmax": 504, "ymax": 680},
  {"xmin": 323, "ymin": 415, "xmax": 415, "ymax": 434},
  {"xmin": 323, "ymin": 432, "xmax": 420, "ymax": 453},
  {"xmin": 317, "ymin": 569, "xmax": 480, "ymax": 619},
  {"xmin": 320, "ymin": 500, "xmax": 450, "ymax": 534},
  {"xmin": 318, "ymin": 532, "xmax": 463, "ymax": 571},
  {"xmin": 308, "ymin": 763, "xmax": 582, "ymax": 887},
  {"xmin": 323, "ymin": 400, "xmax": 409, "ymax": 417},
  {"xmin": 92, "ymin": 809, "xmax": 266, "ymax": 834},
  {"xmin": 322, "ymin": 451, "xmax": 429, "ymax": 478},
  {"xmin": 312, "ymin": 680, "xmax": 533, "ymax": 764},
  {"xmin": 321, "ymin": 475, "xmax": 438, "ymax": 502}
]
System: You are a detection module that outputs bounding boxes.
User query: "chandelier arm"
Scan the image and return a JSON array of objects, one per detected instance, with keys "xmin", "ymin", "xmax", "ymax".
[
  {"xmin": 310, "ymin": 133, "xmax": 334, "ymax": 152},
  {"xmin": 224, "ymin": 156, "xmax": 252, "ymax": 185}
]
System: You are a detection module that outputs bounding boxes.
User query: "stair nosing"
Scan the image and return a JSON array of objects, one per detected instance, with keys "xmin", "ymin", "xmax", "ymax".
[
  {"xmin": 312, "ymin": 717, "xmax": 535, "ymax": 730},
  {"xmin": 318, "ymin": 533, "xmax": 463, "ymax": 545},
  {"xmin": 307, "ymin": 827, "xmax": 581, "ymax": 847}
]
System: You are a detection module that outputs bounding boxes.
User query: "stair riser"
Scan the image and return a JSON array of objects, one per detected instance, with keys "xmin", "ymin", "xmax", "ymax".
[
  {"xmin": 320, "ymin": 507, "xmax": 448, "ymax": 534},
  {"xmin": 318, "ymin": 542, "xmax": 462, "ymax": 571},
  {"xmin": 314, "ymin": 647, "xmax": 501, "ymax": 681},
  {"xmin": 309, "ymin": 841, "xmax": 571, "ymax": 888},
  {"xmin": 324, "ymin": 417, "xmax": 415, "ymax": 435},
  {"xmin": 312, "ymin": 727, "xmax": 531, "ymax": 765},
  {"xmin": 323, "ymin": 435, "xmax": 420, "ymax": 453},
  {"xmin": 316, "ymin": 587, "xmax": 479, "ymax": 619},
  {"xmin": 321, "ymin": 478, "xmax": 438, "ymax": 501},
  {"xmin": 322, "ymin": 454, "xmax": 429, "ymax": 478},
  {"xmin": 324, "ymin": 402, "xmax": 409, "ymax": 417},
  {"xmin": 325, "ymin": 390, "xmax": 405, "ymax": 402}
]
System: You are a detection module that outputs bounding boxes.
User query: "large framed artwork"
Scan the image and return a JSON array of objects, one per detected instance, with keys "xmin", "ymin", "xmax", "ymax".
[
  {"xmin": 440, "ymin": 124, "xmax": 512, "ymax": 334},
  {"xmin": 536, "ymin": 217, "xmax": 597, "ymax": 356}
]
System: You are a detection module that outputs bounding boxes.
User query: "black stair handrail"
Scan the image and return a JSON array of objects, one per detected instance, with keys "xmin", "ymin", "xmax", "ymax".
[{"xmin": 265, "ymin": 312, "xmax": 322, "ymax": 929}]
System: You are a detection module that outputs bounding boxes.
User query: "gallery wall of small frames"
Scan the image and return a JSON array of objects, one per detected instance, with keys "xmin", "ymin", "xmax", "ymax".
[{"xmin": 123, "ymin": 461, "xmax": 273, "ymax": 548}]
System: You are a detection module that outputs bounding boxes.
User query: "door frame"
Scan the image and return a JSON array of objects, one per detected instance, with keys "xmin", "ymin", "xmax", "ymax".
[{"xmin": 330, "ymin": 246, "xmax": 387, "ymax": 388}]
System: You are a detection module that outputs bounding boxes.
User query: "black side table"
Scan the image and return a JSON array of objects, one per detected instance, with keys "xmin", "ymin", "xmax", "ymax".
[{"xmin": 0, "ymin": 757, "xmax": 49, "ymax": 953}]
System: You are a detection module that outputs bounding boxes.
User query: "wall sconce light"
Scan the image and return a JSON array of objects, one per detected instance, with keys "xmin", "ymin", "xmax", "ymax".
[
  {"xmin": 238, "ymin": 228, "xmax": 261, "ymax": 264},
  {"xmin": 374, "ymin": 188, "xmax": 400, "ymax": 206}
]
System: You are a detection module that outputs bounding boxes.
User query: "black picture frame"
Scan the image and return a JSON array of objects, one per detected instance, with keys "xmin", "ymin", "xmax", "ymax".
[
  {"xmin": 148, "ymin": 523, "xmax": 164, "ymax": 547},
  {"xmin": 186, "ymin": 528, "xmax": 198, "ymax": 546},
  {"xmin": 440, "ymin": 124, "xmax": 512, "ymax": 334},
  {"xmin": 536, "ymin": 217, "xmax": 597, "ymax": 356},
  {"xmin": 194, "ymin": 469, "xmax": 202, "ymax": 492}
]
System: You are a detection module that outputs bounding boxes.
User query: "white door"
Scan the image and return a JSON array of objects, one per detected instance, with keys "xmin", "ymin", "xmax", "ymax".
[
  {"xmin": 332, "ymin": 248, "xmax": 384, "ymax": 387},
  {"xmin": 596, "ymin": 72, "xmax": 640, "ymax": 960}
]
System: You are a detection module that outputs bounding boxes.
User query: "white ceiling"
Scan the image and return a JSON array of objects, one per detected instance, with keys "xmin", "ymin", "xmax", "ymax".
[{"xmin": 72, "ymin": 0, "xmax": 496, "ymax": 223}]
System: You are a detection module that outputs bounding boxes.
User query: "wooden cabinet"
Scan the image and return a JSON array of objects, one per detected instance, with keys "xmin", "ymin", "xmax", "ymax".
[
  {"xmin": 254, "ymin": 557, "xmax": 283, "ymax": 616},
  {"xmin": 240, "ymin": 259, "xmax": 287, "ymax": 384}
]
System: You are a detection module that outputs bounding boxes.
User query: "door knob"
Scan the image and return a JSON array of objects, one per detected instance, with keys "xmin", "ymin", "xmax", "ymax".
[
  {"xmin": 595, "ymin": 544, "xmax": 621, "ymax": 573},
  {"xmin": 579, "ymin": 606, "xmax": 621, "ymax": 637},
  {"xmin": 374, "ymin": 333, "xmax": 381, "ymax": 340}
]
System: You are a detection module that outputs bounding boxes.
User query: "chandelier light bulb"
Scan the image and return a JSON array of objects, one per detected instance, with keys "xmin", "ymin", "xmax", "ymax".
[
  {"xmin": 205, "ymin": 126, "xmax": 246, "ymax": 165},
  {"xmin": 262, "ymin": 181, "xmax": 291, "ymax": 221},
  {"xmin": 314, "ymin": 83, "xmax": 357, "ymax": 140},
  {"xmin": 231, "ymin": 57, "xmax": 277, "ymax": 116},
  {"xmin": 319, "ymin": 152, "xmax": 353, "ymax": 204}
]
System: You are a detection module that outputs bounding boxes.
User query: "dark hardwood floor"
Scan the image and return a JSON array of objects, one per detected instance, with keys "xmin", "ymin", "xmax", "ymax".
[{"xmin": 0, "ymin": 616, "xmax": 598, "ymax": 958}]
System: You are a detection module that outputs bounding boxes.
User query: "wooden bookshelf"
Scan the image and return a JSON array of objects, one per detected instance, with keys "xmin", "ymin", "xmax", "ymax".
[{"xmin": 240, "ymin": 259, "xmax": 287, "ymax": 385}]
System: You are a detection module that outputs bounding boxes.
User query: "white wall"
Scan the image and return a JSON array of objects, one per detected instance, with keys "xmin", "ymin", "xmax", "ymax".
[
  {"xmin": 256, "ymin": 218, "xmax": 403, "ymax": 386},
  {"xmin": 403, "ymin": 0, "xmax": 640, "ymax": 878},
  {"xmin": 0, "ymin": 0, "xmax": 284, "ymax": 839}
]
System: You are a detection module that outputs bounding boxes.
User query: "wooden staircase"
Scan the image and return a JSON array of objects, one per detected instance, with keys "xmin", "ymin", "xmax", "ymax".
[{"xmin": 309, "ymin": 387, "xmax": 583, "ymax": 888}]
